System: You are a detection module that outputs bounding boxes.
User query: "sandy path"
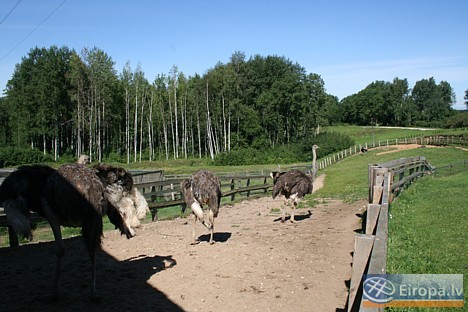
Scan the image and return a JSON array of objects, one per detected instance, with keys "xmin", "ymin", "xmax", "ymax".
[{"xmin": 0, "ymin": 174, "xmax": 364, "ymax": 312}]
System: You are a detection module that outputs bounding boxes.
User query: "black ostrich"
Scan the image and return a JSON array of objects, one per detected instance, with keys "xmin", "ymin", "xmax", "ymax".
[
  {"xmin": 271, "ymin": 169, "xmax": 313, "ymax": 223},
  {"xmin": 180, "ymin": 170, "xmax": 221, "ymax": 245},
  {"xmin": 0, "ymin": 163, "xmax": 145, "ymax": 299}
]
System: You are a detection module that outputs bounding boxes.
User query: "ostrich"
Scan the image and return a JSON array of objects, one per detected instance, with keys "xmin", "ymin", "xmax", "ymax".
[
  {"xmin": 77, "ymin": 154, "xmax": 90, "ymax": 165},
  {"xmin": 93, "ymin": 163, "xmax": 149, "ymax": 229},
  {"xmin": 0, "ymin": 163, "xmax": 145, "ymax": 299},
  {"xmin": 0, "ymin": 165, "xmax": 55, "ymax": 243},
  {"xmin": 311, "ymin": 144, "xmax": 319, "ymax": 180},
  {"xmin": 180, "ymin": 170, "xmax": 221, "ymax": 245},
  {"xmin": 271, "ymin": 169, "xmax": 313, "ymax": 223},
  {"xmin": 270, "ymin": 171, "xmax": 286, "ymax": 184}
]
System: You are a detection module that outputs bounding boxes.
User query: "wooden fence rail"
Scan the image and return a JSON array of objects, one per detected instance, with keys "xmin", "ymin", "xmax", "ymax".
[{"xmin": 346, "ymin": 157, "xmax": 435, "ymax": 311}]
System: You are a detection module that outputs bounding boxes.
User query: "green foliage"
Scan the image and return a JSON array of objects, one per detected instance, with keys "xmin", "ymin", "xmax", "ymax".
[
  {"xmin": 340, "ymin": 77, "xmax": 456, "ymax": 127},
  {"xmin": 214, "ymin": 131, "xmax": 354, "ymax": 165},
  {"xmin": 443, "ymin": 110, "xmax": 468, "ymax": 128},
  {"xmin": 0, "ymin": 147, "xmax": 53, "ymax": 167},
  {"xmin": 299, "ymin": 131, "xmax": 354, "ymax": 161},
  {"xmin": 0, "ymin": 44, "xmax": 462, "ymax": 164},
  {"xmin": 213, "ymin": 145, "xmax": 302, "ymax": 166}
]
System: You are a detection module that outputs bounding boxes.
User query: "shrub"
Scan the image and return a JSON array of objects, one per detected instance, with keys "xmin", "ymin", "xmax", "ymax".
[
  {"xmin": 214, "ymin": 132, "xmax": 354, "ymax": 166},
  {"xmin": 0, "ymin": 147, "xmax": 53, "ymax": 168}
]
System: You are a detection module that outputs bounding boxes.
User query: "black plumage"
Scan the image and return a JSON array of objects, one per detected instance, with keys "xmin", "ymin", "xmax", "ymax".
[
  {"xmin": 0, "ymin": 163, "xmax": 144, "ymax": 299},
  {"xmin": 272, "ymin": 169, "xmax": 313, "ymax": 223}
]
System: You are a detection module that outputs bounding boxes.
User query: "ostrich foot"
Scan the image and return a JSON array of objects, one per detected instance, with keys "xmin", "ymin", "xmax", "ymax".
[{"xmin": 190, "ymin": 240, "xmax": 200, "ymax": 245}]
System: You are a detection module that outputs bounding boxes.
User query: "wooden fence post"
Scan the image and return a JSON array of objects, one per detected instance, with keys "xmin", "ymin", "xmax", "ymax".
[{"xmin": 230, "ymin": 178, "xmax": 235, "ymax": 201}]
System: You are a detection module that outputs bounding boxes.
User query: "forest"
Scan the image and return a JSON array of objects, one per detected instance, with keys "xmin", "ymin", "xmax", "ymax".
[{"xmin": 0, "ymin": 45, "xmax": 464, "ymax": 165}]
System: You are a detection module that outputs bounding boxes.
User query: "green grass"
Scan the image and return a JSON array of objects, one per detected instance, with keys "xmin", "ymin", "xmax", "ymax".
[
  {"xmin": 324, "ymin": 125, "xmax": 442, "ymax": 146},
  {"xmin": 386, "ymin": 172, "xmax": 468, "ymax": 311},
  {"xmin": 313, "ymin": 146, "xmax": 467, "ymax": 202}
]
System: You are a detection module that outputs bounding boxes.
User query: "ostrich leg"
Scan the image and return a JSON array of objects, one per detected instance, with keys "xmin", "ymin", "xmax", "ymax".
[
  {"xmin": 290, "ymin": 194, "xmax": 299, "ymax": 223},
  {"xmin": 207, "ymin": 209, "xmax": 215, "ymax": 244},
  {"xmin": 281, "ymin": 198, "xmax": 288, "ymax": 222},
  {"xmin": 41, "ymin": 207, "xmax": 65, "ymax": 300},
  {"xmin": 191, "ymin": 213, "xmax": 198, "ymax": 245}
]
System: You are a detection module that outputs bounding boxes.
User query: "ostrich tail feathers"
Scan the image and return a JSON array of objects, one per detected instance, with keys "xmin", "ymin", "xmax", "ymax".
[{"xmin": 4, "ymin": 201, "xmax": 32, "ymax": 240}]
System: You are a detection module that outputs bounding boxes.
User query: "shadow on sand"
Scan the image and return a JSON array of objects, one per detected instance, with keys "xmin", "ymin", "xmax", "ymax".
[
  {"xmin": 273, "ymin": 210, "xmax": 313, "ymax": 223},
  {"xmin": 197, "ymin": 231, "xmax": 232, "ymax": 243},
  {"xmin": 0, "ymin": 236, "xmax": 184, "ymax": 312}
]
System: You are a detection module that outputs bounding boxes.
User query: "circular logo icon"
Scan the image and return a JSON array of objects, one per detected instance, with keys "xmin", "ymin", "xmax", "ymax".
[{"xmin": 363, "ymin": 276, "xmax": 396, "ymax": 303}]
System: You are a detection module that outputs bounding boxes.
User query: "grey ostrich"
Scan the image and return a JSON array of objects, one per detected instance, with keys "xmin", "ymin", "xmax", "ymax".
[
  {"xmin": 311, "ymin": 144, "xmax": 319, "ymax": 180},
  {"xmin": 0, "ymin": 163, "xmax": 145, "ymax": 299},
  {"xmin": 180, "ymin": 170, "xmax": 221, "ymax": 245},
  {"xmin": 271, "ymin": 169, "xmax": 313, "ymax": 223}
]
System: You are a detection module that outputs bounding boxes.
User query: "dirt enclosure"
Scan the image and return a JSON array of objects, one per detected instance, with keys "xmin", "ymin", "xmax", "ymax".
[{"xmin": 0, "ymin": 175, "xmax": 364, "ymax": 312}]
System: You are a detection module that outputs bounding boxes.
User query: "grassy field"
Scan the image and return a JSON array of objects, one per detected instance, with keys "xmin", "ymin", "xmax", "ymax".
[
  {"xmin": 322, "ymin": 125, "xmax": 442, "ymax": 146},
  {"xmin": 312, "ymin": 145, "xmax": 467, "ymax": 202},
  {"xmin": 386, "ymin": 172, "xmax": 468, "ymax": 311}
]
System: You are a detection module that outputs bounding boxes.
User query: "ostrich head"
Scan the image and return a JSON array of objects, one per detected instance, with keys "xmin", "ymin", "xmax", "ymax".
[
  {"xmin": 77, "ymin": 154, "xmax": 90, "ymax": 165},
  {"xmin": 93, "ymin": 164, "xmax": 146, "ymax": 238}
]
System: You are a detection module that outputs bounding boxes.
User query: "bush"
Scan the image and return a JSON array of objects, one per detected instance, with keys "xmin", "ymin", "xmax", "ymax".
[
  {"xmin": 299, "ymin": 131, "xmax": 355, "ymax": 161},
  {"xmin": 214, "ymin": 132, "xmax": 354, "ymax": 166},
  {"xmin": 0, "ymin": 147, "xmax": 53, "ymax": 168}
]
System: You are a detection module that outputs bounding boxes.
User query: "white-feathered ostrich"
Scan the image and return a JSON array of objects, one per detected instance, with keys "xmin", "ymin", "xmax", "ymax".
[
  {"xmin": 77, "ymin": 154, "xmax": 90, "ymax": 165},
  {"xmin": 0, "ymin": 163, "xmax": 146, "ymax": 300},
  {"xmin": 271, "ymin": 169, "xmax": 314, "ymax": 223},
  {"xmin": 180, "ymin": 170, "xmax": 221, "ymax": 245}
]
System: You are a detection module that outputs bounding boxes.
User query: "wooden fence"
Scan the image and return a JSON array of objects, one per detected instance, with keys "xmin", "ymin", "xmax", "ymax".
[
  {"xmin": 0, "ymin": 171, "xmax": 275, "ymax": 245},
  {"xmin": 346, "ymin": 156, "xmax": 435, "ymax": 311},
  {"xmin": 134, "ymin": 173, "xmax": 274, "ymax": 220}
]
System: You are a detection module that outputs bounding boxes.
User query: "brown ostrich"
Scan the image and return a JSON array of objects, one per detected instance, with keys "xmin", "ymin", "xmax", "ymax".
[
  {"xmin": 0, "ymin": 163, "xmax": 145, "ymax": 299},
  {"xmin": 271, "ymin": 169, "xmax": 313, "ymax": 223},
  {"xmin": 180, "ymin": 170, "xmax": 221, "ymax": 245}
]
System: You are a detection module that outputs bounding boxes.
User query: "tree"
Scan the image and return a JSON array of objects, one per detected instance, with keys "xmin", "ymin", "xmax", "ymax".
[
  {"xmin": 411, "ymin": 77, "xmax": 453, "ymax": 124},
  {"xmin": 5, "ymin": 46, "xmax": 73, "ymax": 158},
  {"xmin": 82, "ymin": 47, "xmax": 119, "ymax": 162}
]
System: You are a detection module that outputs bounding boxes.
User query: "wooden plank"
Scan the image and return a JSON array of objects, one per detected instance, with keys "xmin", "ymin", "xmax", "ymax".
[
  {"xmin": 365, "ymin": 204, "xmax": 381, "ymax": 235},
  {"xmin": 366, "ymin": 203, "xmax": 388, "ymax": 275},
  {"xmin": 347, "ymin": 234, "xmax": 375, "ymax": 312},
  {"xmin": 372, "ymin": 186, "xmax": 383, "ymax": 204},
  {"xmin": 359, "ymin": 203, "xmax": 388, "ymax": 312}
]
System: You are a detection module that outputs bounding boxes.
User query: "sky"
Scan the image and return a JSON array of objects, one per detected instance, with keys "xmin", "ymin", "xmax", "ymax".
[{"xmin": 1, "ymin": 0, "xmax": 467, "ymax": 109}]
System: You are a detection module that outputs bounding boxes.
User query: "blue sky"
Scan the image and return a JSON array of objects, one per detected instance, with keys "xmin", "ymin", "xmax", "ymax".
[{"xmin": 1, "ymin": 0, "xmax": 467, "ymax": 109}]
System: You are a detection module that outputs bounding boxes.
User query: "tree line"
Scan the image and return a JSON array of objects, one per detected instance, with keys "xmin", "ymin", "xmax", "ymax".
[{"xmin": 0, "ymin": 45, "xmax": 461, "ymax": 163}]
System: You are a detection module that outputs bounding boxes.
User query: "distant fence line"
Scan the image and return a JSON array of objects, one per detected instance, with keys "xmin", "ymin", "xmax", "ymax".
[{"xmin": 317, "ymin": 134, "xmax": 467, "ymax": 171}]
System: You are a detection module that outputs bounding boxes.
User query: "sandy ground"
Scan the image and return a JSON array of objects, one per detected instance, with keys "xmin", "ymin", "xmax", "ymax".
[{"xmin": 0, "ymin": 174, "xmax": 366, "ymax": 312}]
